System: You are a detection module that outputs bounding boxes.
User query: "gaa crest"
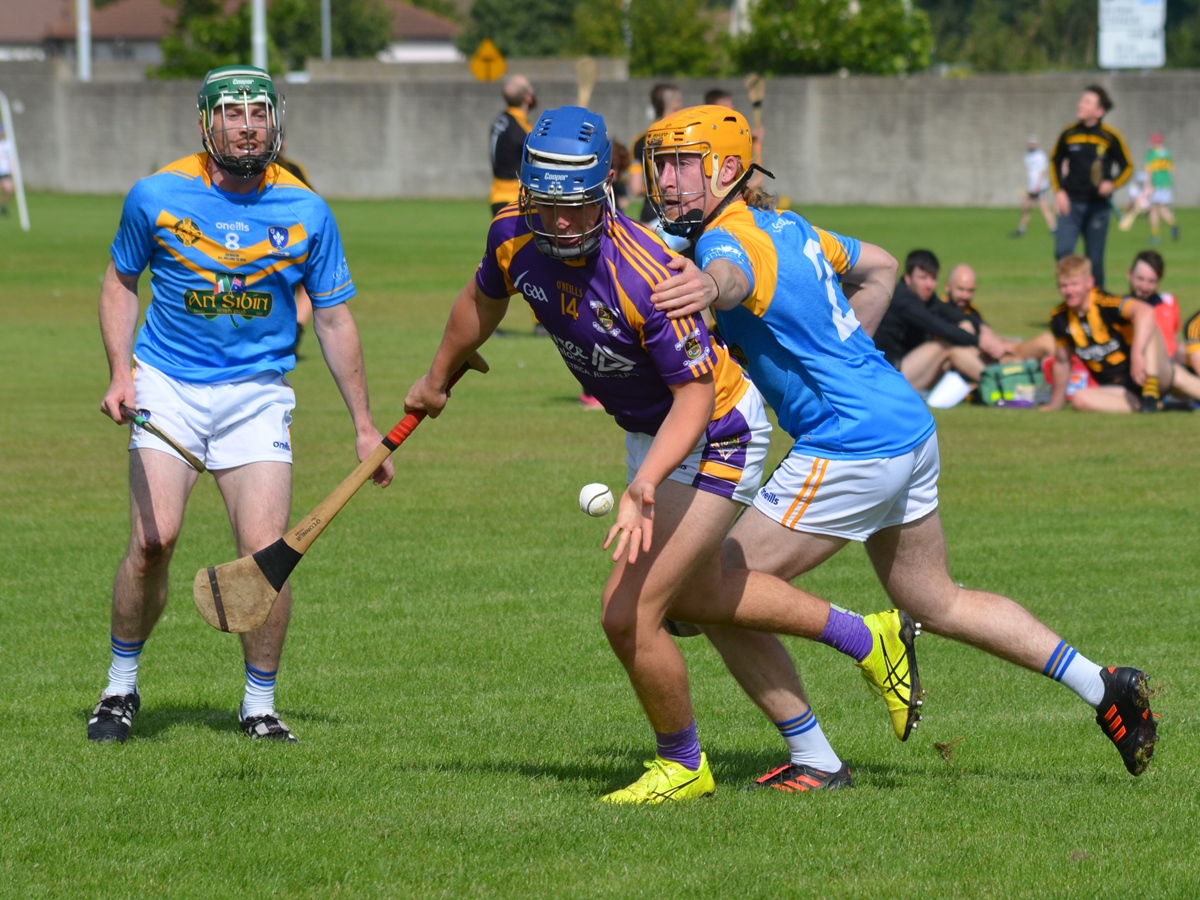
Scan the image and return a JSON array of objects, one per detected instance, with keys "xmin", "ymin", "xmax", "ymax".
[{"xmin": 173, "ymin": 218, "xmax": 202, "ymax": 247}]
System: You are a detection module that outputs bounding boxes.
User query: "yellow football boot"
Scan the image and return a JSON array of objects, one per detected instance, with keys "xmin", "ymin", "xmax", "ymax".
[
  {"xmin": 600, "ymin": 753, "xmax": 716, "ymax": 804},
  {"xmin": 858, "ymin": 609, "xmax": 924, "ymax": 741}
]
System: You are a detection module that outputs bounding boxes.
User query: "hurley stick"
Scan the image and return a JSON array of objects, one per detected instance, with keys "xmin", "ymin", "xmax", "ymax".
[
  {"xmin": 118, "ymin": 405, "xmax": 206, "ymax": 473},
  {"xmin": 576, "ymin": 56, "xmax": 598, "ymax": 108},
  {"xmin": 192, "ymin": 353, "xmax": 489, "ymax": 633}
]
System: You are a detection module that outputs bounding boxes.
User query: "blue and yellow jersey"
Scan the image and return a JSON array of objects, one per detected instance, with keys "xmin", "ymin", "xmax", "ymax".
[
  {"xmin": 111, "ymin": 153, "xmax": 353, "ymax": 382},
  {"xmin": 1049, "ymin": 288, "xmax": 1135, "ymax": 387},
  {"xmin": 697, "ymin": 201, "xmax": 935, "ymax": 459},
  {"xmin": 477, "ymin": 204, "xmax": 748, "ymax": 434}
]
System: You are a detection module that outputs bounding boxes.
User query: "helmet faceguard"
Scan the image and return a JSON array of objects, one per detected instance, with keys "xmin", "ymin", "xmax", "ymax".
[
  {"xmin": 643, "ymin": 105, "xmax": 760, "ymax": 243},
  {"xmin": 198, "ymin": 66, "xmax": 284, "ymax": 179},
  {"xmin": 519, "ymin": 106, "xmax": 614, "ymax": 261}
]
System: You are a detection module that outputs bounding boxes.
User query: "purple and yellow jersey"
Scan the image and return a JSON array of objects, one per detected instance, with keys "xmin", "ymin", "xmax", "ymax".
[
  {"xmin": 698, "ymin": 202, "xmax": 935, "ymax": 459},
  {"xmin": 477, "ymin": 205, "xmax": 748, "ymax": 434},
  {"xmin": 110, "ymin": 153, "xmax": 353, "ymax": 382}
]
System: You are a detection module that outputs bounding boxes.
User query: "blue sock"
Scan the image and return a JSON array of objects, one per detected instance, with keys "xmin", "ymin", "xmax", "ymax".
[
  {"xmin": 817, "ymin": 607, "xmax": 873, "ymax": 663},
  {"xmin": 1043, "ymin": 640, "xmax": 1104, "ymax": 707},
  {"xmin": 104, "ymin": 635, "xmax": 144, "ymax": 695},
  {"xmin": 242, "ymin": 663, "xmax": 277, "ymax": 718},
  {"xmin": 655, "ymin": 719, "xmax": 702, "ymax": 771},
  {"xmin": 776, "ymin": 708, "xmax": 841, "ymax": 771}
]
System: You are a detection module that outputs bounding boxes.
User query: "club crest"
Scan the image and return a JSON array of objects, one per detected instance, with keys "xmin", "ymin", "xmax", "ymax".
[
  {"xmin": 173, "ymin": 218, "xmax": 202, "ymax": 247},
  {"xmin": 268, "ymin": 226, "xmax": 289, "ymax": 249}
]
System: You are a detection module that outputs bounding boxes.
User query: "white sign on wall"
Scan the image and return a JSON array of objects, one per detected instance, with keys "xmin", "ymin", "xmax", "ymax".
[{"xmin": 1098, "ymin": 0, "xmax": 1166, "ymax": 68}]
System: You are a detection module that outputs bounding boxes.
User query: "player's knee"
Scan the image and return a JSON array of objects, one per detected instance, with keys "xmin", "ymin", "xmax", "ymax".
[{"xmin": 130, "ymin": 533, "xmax": 178, "ymax": 571}]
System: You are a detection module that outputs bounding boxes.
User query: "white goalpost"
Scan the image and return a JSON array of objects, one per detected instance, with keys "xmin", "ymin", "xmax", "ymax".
[{"xmin": 0, "ymin": 91, "xmax": 30, "ymax": 232}]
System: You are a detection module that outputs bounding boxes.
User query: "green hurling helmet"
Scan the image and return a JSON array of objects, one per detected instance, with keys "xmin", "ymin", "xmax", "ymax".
[{"xmin": 197, "ymin": 65, "xmax": 284, "ymax": 178}]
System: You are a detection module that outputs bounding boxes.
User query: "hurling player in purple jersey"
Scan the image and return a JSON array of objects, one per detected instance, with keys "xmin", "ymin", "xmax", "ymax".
[
  {"xmin": 642, "ymin": 105, "xmax": 1158, "ymax": 782},
  {"xmin": 405, "ymin": 106, "xmax": 921, "ymax": 802}
]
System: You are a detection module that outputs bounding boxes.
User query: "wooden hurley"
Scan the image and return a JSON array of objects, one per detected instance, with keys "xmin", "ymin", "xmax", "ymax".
[
  {"xmin": 192, "ymin": 354, "xmax": 488, "ymax": 633},
  {"xmin": 576, "ymin": 56, "xmax": 598, "ymax": 108}
]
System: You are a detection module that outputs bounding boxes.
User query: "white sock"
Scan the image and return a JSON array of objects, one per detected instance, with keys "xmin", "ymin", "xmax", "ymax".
[
  {"xmin": 777, "ymin": 709, "xmax": 842, "ymax": 771},
  {"xmin": 1044, "ymin": 641, "xmax": 1104, "ymax": 707},
  {"xmin": 242, "ymin": 663, "xmax": 277, "ymax": 718},
  {"xmin": 104, "ymin": 635, "xmax": 144, "ymax": 695}
]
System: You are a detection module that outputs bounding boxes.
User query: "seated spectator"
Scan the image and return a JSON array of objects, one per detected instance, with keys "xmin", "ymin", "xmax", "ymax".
[
  {"xmin": 873, "ymin": 250, "xmax": 1008, "ymax": 391},
  {"xmin": 1041, "ymin": 255, "xmax": 1174, "ymax": 412},
  {"xmin": 1124, "ymin": 249, "xmax": 1179, "ymax": 357},
  {"xmin": 937, "ymin": 264, "xmax": 1055, "ymax": 364},
  {"xmin": 1173, "ymin": 312, "xmax": 1200, "ymax": 402}
]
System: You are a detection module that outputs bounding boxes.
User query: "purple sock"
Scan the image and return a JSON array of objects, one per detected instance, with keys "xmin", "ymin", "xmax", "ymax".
[
  {"xmin": 655, "ymin": 719, "xmax": 702, "ymax": 770},
  {"xmin": 817, "ymin": 608, "xmax": 873, "ymax": 663}
]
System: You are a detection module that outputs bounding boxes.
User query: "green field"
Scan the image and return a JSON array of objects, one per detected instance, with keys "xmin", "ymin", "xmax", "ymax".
[{"xmin": 2, "ymin": 195, "xmax": 1198, "ymax": 897}]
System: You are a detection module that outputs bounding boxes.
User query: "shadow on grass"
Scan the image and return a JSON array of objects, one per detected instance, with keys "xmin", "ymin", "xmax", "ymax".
[{"xmin": 77, "ymin": 702, "xmax": 343, "ymax": 742}]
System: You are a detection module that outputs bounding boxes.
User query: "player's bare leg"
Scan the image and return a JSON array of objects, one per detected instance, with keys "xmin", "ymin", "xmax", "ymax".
[
  {"xmin": 946, "ymin": 345, "xmax": 988, "ymax": 382},
  {"xmin": 701, "ymin": 523, "xmax": 844, "ymax": 724},
  {"xmin": 112, "ymin": 449, "xmax": 201, "ymax": 643},
  {"xmin": 861, "ymin": 507, "xmax": 1160, "ymax": 777},
  {"xmin": 600, "ymin": 480, "xmax": 738, "ymax": 734},
  {"xmin": 1068, "ymin": 385, "xmax": 1140, "ymax": 413},
  {"xmin": 866, "ymin": 511, "xmax": 1061, "ymax": 669},
  {"xmin": 1170, "ymin": 363, "xmax": 1200, "ymax": 401},
  {"xmin": 900, "ymin": 342, "xmax": 952, "ymax": 391},
  {"xmin": 215, "ymin": 461, "xmax": 298, "ymax": 740},
  {"xmin": 90, "ymin": 449, "xmax": 200, "ymax": 742}
]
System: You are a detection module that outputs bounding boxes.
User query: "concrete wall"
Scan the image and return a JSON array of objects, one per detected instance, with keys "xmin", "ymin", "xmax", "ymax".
[{"xmin": 2, "ymin": 60, "xmax": 1197, "ymax": 205}]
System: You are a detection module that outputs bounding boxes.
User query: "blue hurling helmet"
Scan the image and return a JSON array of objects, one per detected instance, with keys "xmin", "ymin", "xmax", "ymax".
[{"xmin": 519, "ymin": 106, "xmax": 614, "ymax": 260}]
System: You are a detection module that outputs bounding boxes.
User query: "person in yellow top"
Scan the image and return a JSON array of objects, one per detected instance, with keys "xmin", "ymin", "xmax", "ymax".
[{"xmin": 488, "ymin": 74, "xmax": 536, "ymax": 216}]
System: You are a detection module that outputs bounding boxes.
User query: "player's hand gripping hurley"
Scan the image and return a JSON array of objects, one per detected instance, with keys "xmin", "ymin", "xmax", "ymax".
[
  {"xmin": 193, "ymin": 353, "xmax": 488, "ymax": 633},
  {"xmin": 117, "ymin": 405, "xmax": 207, "ymax": 473}
]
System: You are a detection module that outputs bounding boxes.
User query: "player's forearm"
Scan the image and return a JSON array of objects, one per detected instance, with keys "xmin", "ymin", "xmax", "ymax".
[
  {"xmin": 312, "ymin": 304, "xmax": 378, "ymax": 438},
  {"xmin": 428, "ymin": 281, "xmax": 507, "ymax": 389},
  {"xmin": 842, "ymin": 244, "xmax": 897, "ymax": 336},
  {"xmin": 1044, "ymin": 357, "xmax": 1071, "ymax": 409},
  {"xmin": 633, "ymin": 378, "xmax": 714, "ymax": 488},
  {"xmin": 98, "ymin": 262, "xmax": 140, "ymax": 380},
  {"xmin": 706, "ymin": 259, "xmax": 750, "ymax": 311}
]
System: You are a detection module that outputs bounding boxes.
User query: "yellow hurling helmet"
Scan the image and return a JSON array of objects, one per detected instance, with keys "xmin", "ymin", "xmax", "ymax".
[{"xmin": 642, "ymin": 105, "xmax": 754, "ymax": 238}]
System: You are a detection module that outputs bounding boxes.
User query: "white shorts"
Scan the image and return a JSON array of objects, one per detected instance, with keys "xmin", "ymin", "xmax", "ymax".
[
  {"xmin": 130, "ymin": 359, "xmax": 296, "ymax": 470},
  {"xmin": 753, "ymin": 433, "xmax": 940, "ymax": 540},
  {"xmin": 1149, "ymin": 188, "xmax": 1173, "ymax": 206},
  {"xmin": 625, "ymin": 383, "xmax": 771, "ymax": 506}
]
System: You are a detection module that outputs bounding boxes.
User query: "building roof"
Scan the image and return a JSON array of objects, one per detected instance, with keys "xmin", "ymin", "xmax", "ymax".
[
  {"xmin": 0, "ymin": 0, "xmax": 459, "ymax": 45},
  {"xmin": 390, "ymin": 2, "xmax": 460, "ymax": 42}
]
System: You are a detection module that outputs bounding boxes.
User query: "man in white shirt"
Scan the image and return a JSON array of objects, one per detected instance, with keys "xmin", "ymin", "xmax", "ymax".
[{"xmin": 1011, "ymin": 135, "xmax": 1056, "ymax": 238}]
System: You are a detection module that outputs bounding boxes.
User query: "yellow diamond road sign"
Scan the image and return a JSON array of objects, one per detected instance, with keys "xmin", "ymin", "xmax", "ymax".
[{"xmin": 469, "ymin": 39, "xmax": 506, "ymax": 82}]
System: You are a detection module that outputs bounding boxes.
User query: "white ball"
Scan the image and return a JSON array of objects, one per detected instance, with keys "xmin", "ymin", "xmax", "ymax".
[{"xmin": 579, "ymin": 483, "xmax": 614, "ymax": 517}]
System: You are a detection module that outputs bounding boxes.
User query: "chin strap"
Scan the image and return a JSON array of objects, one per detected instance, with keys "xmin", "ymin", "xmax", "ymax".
[{"xmin": 664, "ymin": 163, "xmax": 775, "ymax": 243}]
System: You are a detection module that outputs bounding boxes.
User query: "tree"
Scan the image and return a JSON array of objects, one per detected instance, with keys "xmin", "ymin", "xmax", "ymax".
[
  {"xmin": 455, "ymin": 0, "xmax": 576, "ymax": 58},
  {"xmin": 153, "ymin": 0, "xmax": 392, "ymax": 79},
  {"xmin": 732, "ymin": 0, "xmax": 933, "ymax": 76},
  {"xmin": 572, "ymin": 0, "xmax": 726, "ymax": 77},
  {"xmin": 271, "ymin": 0, "xmax": 393, "ymax": 72}
]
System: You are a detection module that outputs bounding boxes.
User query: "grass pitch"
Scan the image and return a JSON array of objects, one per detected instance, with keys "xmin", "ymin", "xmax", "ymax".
[{"xmin": 1, "ymin": 196, "xmax": 1198, "ymax": 897}]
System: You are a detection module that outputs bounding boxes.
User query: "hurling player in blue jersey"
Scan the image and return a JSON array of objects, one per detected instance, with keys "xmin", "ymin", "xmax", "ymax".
[
  {"xmin": 405, "ymin": 106, "xmax": 923, "ymax": 803},
  {"xmin": 645, "ymin": 106, "xmax": 1158, "ymax": 783},
  {"xmin": 89, "ymin": 66, "xmax": 393, "ymax": 745}
]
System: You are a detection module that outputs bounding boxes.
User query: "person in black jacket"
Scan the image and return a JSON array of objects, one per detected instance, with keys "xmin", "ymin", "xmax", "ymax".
[
  {"xmin": 874, "ymin": 250, "xmax": 1007, "ymax": 390},
  {"xmin": 1050, "ymin": 86, "xmax": 1132, "ymax": 290}
]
